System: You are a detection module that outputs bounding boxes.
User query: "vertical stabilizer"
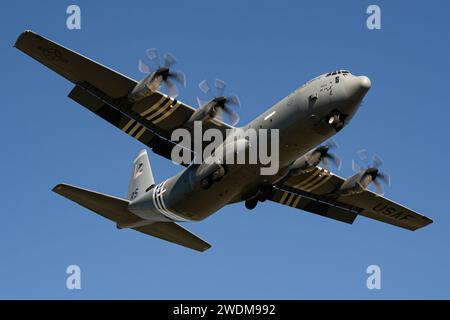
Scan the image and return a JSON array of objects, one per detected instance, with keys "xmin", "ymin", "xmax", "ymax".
[{"xmin": 128, "ymin": 149, "xmax": 155, "ymax": 201}]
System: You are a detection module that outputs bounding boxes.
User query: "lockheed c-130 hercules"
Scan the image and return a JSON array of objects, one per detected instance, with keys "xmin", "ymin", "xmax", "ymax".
[{"xmin": 15, "ymin": 30, "xmax": 432, "ymax": 252}]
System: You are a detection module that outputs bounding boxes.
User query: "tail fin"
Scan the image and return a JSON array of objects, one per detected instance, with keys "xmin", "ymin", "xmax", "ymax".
[{"xmin": 128, "ymin": 149, "xmax": 155, "ymax": 201}]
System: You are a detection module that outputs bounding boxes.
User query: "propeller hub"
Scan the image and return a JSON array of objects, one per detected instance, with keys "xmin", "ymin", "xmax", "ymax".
[
  {"xmin": 214, "ymin": 96, "xmax": 227, "ymax": 105},
  {"xmin": 157, "ymin": 67, "xmax": 170, "ymax": 79},
  {"xmin": 197, "ymin": 79, "xmax": 240, "ymax": 126},
  {"xmin": 316, "ymin": 145, "xmax": 329, "ymax": 156},
  {"xmin": 366, "ymin": 167, "xmax": 379, "ymax": 178}
]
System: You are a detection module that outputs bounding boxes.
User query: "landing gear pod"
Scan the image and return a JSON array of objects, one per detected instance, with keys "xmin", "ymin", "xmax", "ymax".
[{"xmin": 327, "ymin": 111, "xmax": 345, "ymax": 131}]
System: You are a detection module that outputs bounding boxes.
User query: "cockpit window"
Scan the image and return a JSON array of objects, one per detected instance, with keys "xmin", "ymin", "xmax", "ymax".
[
  {"xmin": 325, "ymin": 70, "xmax": 351, "ymax": 77},
  {"xmin": 326, "ymin": 70, "xmax": 350, "ymax": 77}
]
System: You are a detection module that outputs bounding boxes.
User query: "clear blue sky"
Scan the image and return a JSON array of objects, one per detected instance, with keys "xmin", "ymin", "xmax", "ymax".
[{"xmin": 1, "ymin": 0, "xmax": 449, "ymax": 299}]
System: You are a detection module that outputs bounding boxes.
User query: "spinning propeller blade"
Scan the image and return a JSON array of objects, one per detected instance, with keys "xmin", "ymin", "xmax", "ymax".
[
  {"xmin": 197, "ymin": 78, "xmax": 241, "ymax": 126},
  {"xmin": 136, "ymin": 48, "xmax": 186, "ymax": 98},
  {"xmin": 353, "ymin": 150, "xmax": 391, "ymax": 195}
]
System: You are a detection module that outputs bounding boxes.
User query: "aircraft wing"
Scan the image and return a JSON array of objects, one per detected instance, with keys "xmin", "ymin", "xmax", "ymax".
[
  {"xmin": 52, "ymin": 183, "xmax": 211, "ymax": 252},
  {"xmin": 15, "ymin": 30, "xmax": 232, "ymax": 164},
  {"xmin": 272, "ymin": 167, "xmax": 433, "ymax": 231},
  {"xmin": 270, "ymin": 186, "xmax": 358, "ymax": 225}
]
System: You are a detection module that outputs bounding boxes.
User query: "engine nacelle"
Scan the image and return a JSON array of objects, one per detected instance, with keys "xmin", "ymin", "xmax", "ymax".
[
  {"xmin": 128, "ymin": 73, "xmax": 162, "ymax": 103},
  {"xmin": 187, "ymin": 103, "xmax": 215, "ymax": 126},
  {"xmin": 336, "ymin": 181, "xmax": 365, "ymax": 197},
  {"xmin": 335, "ymin": 172, "xmax": 372, "ymax": 196},
  {"xmin": 288, "ymin": 151, "xmax": 322, "ymax": 176}
]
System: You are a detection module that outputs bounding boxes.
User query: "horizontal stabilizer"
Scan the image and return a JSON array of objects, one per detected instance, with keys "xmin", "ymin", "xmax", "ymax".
[
  {"xmin": 134, "ymin": 223, "xmax": 211, "ymax": 252},
  {"xmin": 52, "ymin": 184, "xmax": 211, "ymax": 252},
  {"xmin": 52, "ymin": 183, "xmax": 140, "ymax": 226}
]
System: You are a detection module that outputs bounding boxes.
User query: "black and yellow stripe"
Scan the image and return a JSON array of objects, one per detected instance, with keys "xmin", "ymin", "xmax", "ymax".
[
  {"xmin": 279, "ymin": 191, "xmax": 302, "ymax": 208},
  {"xmin": 120, "ymin": 96, "xmax": 181, "ymax": 140},
  {"xmin": 292, "ymin": 168, "xmax": 333, "ymax": 193}
]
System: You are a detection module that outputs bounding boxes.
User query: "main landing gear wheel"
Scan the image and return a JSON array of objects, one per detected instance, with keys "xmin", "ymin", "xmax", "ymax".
[
  {"xmin": 245, "ymin": 198, "xmax": 258, "ymax": 210},
  {"xmin": 244, "ymin": 186, "xmax": 274, "ymax": 210},
  {"xmin": 200, "ymin": 177, "xmax": 212, "ymax": 189}
]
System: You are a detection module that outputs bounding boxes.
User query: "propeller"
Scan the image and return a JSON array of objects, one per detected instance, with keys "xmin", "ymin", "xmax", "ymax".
[
  {"xmin": 353, "ymin": 149, "xmax": 391, "ymax": 195},
  {"xmin": 316, "ymin": 139, "xmax": 342, "ymax": 171},
  {"xmin": 138, "ymin": 48, "xmax": 186, "ymax": 98},
  {"xmin": 197, "ymin": 79, "xmax": 241, "ymax": 126}
]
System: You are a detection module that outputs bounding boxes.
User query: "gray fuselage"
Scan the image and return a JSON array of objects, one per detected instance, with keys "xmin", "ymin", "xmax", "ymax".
[{"xmin": 130, "ymin": 70, "xmax": 371, "ymax": 222}]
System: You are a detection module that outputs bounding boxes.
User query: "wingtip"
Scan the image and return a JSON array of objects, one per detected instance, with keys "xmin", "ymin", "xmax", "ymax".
[
  {"xmin": 14, "ymin": 30, "xmax": 31, "ymax": 46},
  {"xmin": 202, "ymin": 244, "xmax": 212, "ymax": 252},
  {"xmin": 423, "ymin": 216, "xmax": 434, "ymax": 226},
  {"xmin": 197, "ymin": 245, "xmax": 212, "ymax": 252},
  {"xmin": 52, "ymin": 183, "xmax": 66, "ymax": 193},
  {"xmin": 410, "ymin": 216, "xmax": 434, "ymax": 231},
  {"xmin": 192, "ymin": 240, "xmax": 212, "ymax": 252},
  {"xmin": 14, "ymin": 29, "xmax": 42, "ymax": 49}
]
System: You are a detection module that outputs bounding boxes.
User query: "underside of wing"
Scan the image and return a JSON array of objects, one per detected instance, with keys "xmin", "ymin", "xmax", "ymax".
[
  {"xmin": 67, "ymin": 85, "xmax": 191, "ymax": 162},
  {"xmin": 276, "ymin": 167, "xmax": 433, "ymax": 231},
  {"xmin": 338, "ymin": 190, "xmax": 433, "ymax": 231},
  {"xmin": 15, "ymin": 30, "xmax": 232, "ymax": 165},
  {"xmin": 270, "ymin": 186, "xmax": 358, "ymax": 224},
  {"xmin": 15, "ymin": 30, "xmax": 136, "ymax": 98}
]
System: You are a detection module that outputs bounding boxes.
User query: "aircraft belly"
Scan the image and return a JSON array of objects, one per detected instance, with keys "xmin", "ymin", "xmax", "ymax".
[
  {"xmin": 163, "ymin": 169, "xmax": 243, "ymax": 221},
  {"xmin": 153, "ymin": 87, "xmax": 361, "ymax": 220}
]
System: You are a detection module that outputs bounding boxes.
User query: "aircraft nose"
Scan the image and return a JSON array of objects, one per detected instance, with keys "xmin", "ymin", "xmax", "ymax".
[
  {"xmin": 359, "ymin": 76, "xmax": 371, "ymax": 90},
  {"xmin": 347, "ymin": 75, "xmax": 371, "ymax": 100}
]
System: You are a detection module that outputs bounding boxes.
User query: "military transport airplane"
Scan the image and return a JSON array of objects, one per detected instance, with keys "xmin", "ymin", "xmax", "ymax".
[{"xmin": 15, "ymin": 30, "xmax": 433, "ymax": 252}]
